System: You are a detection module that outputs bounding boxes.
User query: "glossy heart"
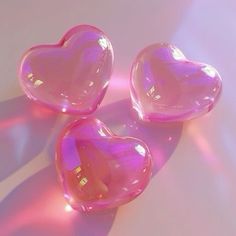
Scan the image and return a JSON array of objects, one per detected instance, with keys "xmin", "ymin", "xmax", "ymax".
[
  {"xmin": 18, "ymin": 25, "xmax": 114, "ymax": 114},
  {"xmin": 55, "ymin": 118, "xmax": 152, "ymax": 213},
  {"xmin": 130, "ymin": 43, "xmax": 222, "ymax": 122}
]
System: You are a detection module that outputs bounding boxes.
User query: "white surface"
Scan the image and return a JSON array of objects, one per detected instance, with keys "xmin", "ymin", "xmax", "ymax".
[{"xmin": 0, "ymin": 0, "xmax": 236, "ymax": 235}]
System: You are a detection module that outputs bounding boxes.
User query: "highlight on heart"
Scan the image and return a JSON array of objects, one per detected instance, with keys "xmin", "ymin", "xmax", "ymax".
[
  {"xmin": 130, "ymin": 43, "xmax": 222, "ymax": 122},
  {"xmin": 55, "ymin": 118, "xmax": 152, "ymax": 213},
  {"xmin": 16, "ymin": 24, "xmax": 222, "ymax": 214},
  {"xmin": 18, "ymin": 25, "xmax": 114, "ymax": 114}
]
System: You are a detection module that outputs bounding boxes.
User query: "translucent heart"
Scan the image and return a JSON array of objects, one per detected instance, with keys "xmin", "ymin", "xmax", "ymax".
[
  {"xmin": 56, "ymin": 118, "xmax": 152, "ymax": 213},
  {"xmin": 18, "ymin": 25, "xmax": 114, "ymax": 114},
  {"xmin": 130, "ymin": 43, "xmax": 222, "ymax": 122}
]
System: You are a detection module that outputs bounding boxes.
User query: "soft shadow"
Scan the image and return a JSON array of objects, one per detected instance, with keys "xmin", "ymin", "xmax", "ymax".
[
  {"xmin": 0, "ymin": 166, "xmax": 117, "ymax": 236},
  {"xmin": 94, "ymin": 99, "xmax": 183, "ymax": 175},
  {"xmin": 0, "ymin": 96, "xmax": 58, "ymax": 181},
  {"xmin": 0, "ymin": 98, "xmax": 183, "ymax": 236}
]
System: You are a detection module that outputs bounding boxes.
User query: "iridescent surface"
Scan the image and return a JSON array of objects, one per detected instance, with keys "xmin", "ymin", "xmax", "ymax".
[
  {"xmin": 56, "ymin": 118, "xmax": 152, "ymax": 213},
  {"xmin": 18, "ymin": 25, "xmax": 114, "ymax": 114},
  {"xmin": 1, "ymin": 1, "xmax": 236, "ymax": 235},
  {"xmin": 130, "ymin": 43, "xmax": 222, "ymax": 122}
]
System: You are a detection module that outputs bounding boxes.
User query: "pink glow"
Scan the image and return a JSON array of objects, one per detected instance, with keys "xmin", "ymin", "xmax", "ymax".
[
  {"xmin": 56, "ymin": 118, "xmax": 152, "ymax": 213},
  {"xmin": 187, "ymin": 124, "xmax": 221, "ymax": 172},
  {"xmin": 18, "ymin": 25, "xmax": 114, "ymax": 114},
  {"xmin": 0, "ymin": 117, "xmax": 25, "ymax": 130},
  {"xmin": 1, "ymin": 187, "xmax": 76, "ymax": 235},
  {"xmin": 130, "ymin": 43, "xmax": 222, "ymax": 122}
]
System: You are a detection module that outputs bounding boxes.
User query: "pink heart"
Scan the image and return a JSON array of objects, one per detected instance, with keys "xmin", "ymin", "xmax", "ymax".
[
  {"xmin": 18, "ymin": 25, "xmax": 114, "ymax": 114},
  {"xmin": 56, "ymin": 118, "xmax": 152, "ymax": 213},
  {"xmin": 130, "ymin": 43, "xmax": 222, "ymax": 122}
]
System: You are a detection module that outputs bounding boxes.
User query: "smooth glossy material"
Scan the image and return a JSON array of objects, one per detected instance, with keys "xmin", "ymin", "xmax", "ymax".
[
  {"xmin": 130, "ymin": 43, "xmax": 222, "ymax": 122},
  {"xmin": 56, "ymin": 118, "xmax": 152, "ymax": 213},
  {"xmin": 18, "ymin": 25, "xmax": 114, "ymax": 114}
]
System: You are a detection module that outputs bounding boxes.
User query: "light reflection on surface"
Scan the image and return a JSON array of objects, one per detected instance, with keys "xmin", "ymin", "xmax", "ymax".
[
  {"xmin": 171, "ymin": 46, "xmax": 186, "ymax": 60},
  {"xmin": 27, "ymin": 73, "xmax": 34, "ymax": 80},
  {"xmin": 202, "ymin": 65, "xmax": 217, "ymax": 78},
  {"xmin": 98, "ymin": 128, "xmax": 107, "ymax": 136},
  {"xmin": 64, "ymin": 204, "xmax": 73, "ymax": 212},
  {"xmin": 146, "ymin": 85, "xmax": 161, "ymax": 100},
  {"xmin": 98, "ymin": 37, "xmax": 109, "ymax": 50},
  {"xmin": 33, "ymin": 79, "xmax": 44, "ymax": 88},
  {"xmin": 135, "ymin": 144, "xmax": 146, "ymax": 157},
  {"xmin": 89, "ymin": 81, "xmax": 94, "ymax": 87},
  {"xmin": 79, "ymin": 177, "xmax": 88, "ymax": 186}
]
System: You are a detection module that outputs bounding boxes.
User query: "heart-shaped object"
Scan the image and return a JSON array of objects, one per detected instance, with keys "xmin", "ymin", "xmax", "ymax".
[
  {"xmin": 130, "ymin": 43, "xmax": 222, "ymax": 122},
  {"xmin": 56, "ymin": 118, "xmax": 152, "ymax": 213},
  {"xmin": 18, "ymin": 25, "xmax": 114, "ymax": 114}
]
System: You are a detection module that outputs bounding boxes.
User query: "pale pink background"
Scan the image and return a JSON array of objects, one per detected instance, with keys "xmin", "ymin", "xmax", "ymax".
[{"xmin": 0, "ymin": 0, "xmax": 236, "ymax": 235}]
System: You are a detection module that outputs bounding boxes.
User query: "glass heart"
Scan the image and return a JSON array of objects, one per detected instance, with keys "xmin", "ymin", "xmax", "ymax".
[
  {"xmin": 56, "ymin": 118, "xmax": 152, "ymax": 213},
  {"xmin": 19, "ymin": 25, "xmax": 114, "ymax": 114},
  {"xmin": 130, "ymin": 43, "xmax": 222, "ymax": 122}
]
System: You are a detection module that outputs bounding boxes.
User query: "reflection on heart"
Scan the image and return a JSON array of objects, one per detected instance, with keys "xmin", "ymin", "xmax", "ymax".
[
  {"xmin": 56, "ymin": 118, "xmax": 152, "ymax": 213},
  {"xmin": 18, "ymin": 25, "xmax": 114, "ymax": 114},
  {"xmin": 130, "ymin": 43, "xmax": 222, "ymax": 122}
]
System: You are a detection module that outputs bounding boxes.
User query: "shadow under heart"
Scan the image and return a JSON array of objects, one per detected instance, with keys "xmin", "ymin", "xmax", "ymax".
[{"xmin": 0, "ymin": 98, "xmax": 183, "ymax": 236}]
